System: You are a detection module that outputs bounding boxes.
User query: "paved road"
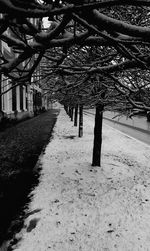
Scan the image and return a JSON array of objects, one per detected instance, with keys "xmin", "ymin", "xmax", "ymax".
[
  {"xmin": 84, "ymin": 110, "xmax": 150, "ymax": 146},
  {"xmin": 104, "ymin": 111, "xmax": 150, "ymax": 131}
]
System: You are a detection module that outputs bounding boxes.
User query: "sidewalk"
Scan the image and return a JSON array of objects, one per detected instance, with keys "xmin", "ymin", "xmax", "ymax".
[{"xmin": 12, "ymin": 108, "xmax": 150, "ymax": 251}]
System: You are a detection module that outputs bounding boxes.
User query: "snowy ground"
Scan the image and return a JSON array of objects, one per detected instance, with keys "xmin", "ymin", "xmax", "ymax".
[{"xmin": 13, "ymin": 108, "xmax": 150, "ymax": 251}]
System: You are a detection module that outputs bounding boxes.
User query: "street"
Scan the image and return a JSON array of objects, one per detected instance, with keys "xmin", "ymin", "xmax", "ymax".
[
  {"xmin": 84, "ymin": 110, "xmax": 150, "ymax": 145},
  {"xmin": 104, "ymin": 111, "xmax": 150, "ymax": 146}
]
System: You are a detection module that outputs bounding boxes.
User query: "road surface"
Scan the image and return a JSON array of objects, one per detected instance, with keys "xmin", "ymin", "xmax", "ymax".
[{"xmin": 84, "ymin": 110, "xmax": 150, "ymax": 146}]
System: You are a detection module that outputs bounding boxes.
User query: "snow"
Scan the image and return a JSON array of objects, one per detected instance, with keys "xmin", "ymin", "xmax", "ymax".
[{"xmin": 13, "ymin": 108, "xmax": 150, "ymax": 251}]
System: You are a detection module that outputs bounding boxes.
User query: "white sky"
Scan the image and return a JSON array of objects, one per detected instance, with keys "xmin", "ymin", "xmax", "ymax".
[{"xmin": 43, "ymin": 17, "xmax": 51, "ymax": 28}]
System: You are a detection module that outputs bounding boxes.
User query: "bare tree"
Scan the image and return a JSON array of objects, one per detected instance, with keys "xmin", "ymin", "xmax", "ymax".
[{"xmin": 1, "ymin": 0, "xmax": 150, "ymax": 166}]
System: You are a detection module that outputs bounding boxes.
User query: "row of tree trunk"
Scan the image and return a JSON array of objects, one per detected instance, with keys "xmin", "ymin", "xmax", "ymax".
[
  {"xmin": 64, "ymin": 104, "xmax": 83, "ymax": 137},
  {"xmin": 64, "ymin": 103, "xmax": 103, "ymax": 167}
]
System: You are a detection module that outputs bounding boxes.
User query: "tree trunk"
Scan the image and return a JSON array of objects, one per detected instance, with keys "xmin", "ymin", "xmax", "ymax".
[
  {"xmin": 74, "ymin": 105, "xmax": 78, "ymax": 126},
  {"xmin": 71, "ymin": 107, "xmax": 74, "ymax": 121},
  {"xmin": 78, "ymin": 105, "xmax": 83, "ymax": 137},
  {"xmin": 92, "ymin": 104, "xmax": 104, "ymax": 167},
  {"xmin": 69, "ymin": 107, "xmax": 72, "ymax": 118}
]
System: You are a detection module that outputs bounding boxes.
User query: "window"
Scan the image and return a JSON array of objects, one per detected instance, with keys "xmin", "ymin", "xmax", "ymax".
[
  {"xmin": 20, "ymin": 85, "xmax": 23, "ymax": 110},
  {"xmin": 12, "ymin": 83, "xmax": 16, "ymax": 111}
]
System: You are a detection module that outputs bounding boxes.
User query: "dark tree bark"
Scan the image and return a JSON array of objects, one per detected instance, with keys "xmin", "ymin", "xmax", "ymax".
[
  {"xmin": 71, "ymin": 107, "xmax": 74, "ymax": 121},
  {"xmin": 74, "ymin": 104, "xmax": 78, "ymax": 126},
  {"xmin": 78, "ymin": 105, "xmax": 83, "ymax": 137},
  {"xmin": 69, "ymin": 107, "xmax": 72, "ymax": 118},
  {"xmin": 0, "ymin": 74, "xmax": 1, "ymax": 112},
  {"xmin": 92, "ymin": 103, "xmax": 104, "ymax": 167}
]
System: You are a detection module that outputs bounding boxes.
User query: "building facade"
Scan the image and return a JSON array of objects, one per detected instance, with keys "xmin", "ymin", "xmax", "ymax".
[{"xmin": 0, "ymin": 23, "xmax": 48, "ymax": 122}]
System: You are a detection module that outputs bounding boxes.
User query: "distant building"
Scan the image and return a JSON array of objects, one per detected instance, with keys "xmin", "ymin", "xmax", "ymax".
[{"xmin": 0, "ymin": 19, "xmax": 49, "ymax": 123}]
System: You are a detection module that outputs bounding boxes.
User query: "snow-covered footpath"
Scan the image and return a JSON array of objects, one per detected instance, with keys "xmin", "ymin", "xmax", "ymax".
[{"xmin": 13, "ymin": 108, "xmax": 150, "ymax": 251}]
